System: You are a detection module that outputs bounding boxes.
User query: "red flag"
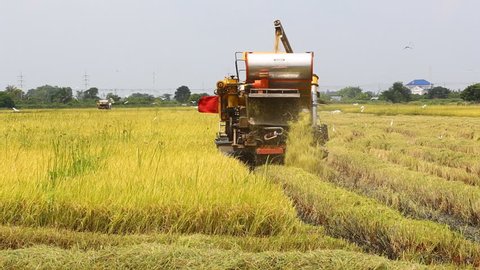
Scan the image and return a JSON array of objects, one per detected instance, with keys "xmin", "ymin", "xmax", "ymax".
[{"xmin": 198, "ymin": 96, "xmax": 218, "ymax": 113}]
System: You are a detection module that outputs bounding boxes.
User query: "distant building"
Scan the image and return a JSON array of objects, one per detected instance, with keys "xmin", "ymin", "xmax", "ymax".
[
  {"xmin": 410, "ymin": 86, "xmax": 428, "ymax": 95},
  {"xmin": 406, "ymin": 79, "xmax": 433, "ymax": 95},
  {"xmin": 330, "ymin": 95, "xmax": 342, "ymax": 101}
]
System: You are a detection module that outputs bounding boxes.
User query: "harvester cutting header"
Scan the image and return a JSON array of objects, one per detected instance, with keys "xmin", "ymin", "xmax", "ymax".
[{"xmin": 199, "ymin": 20, "xmax": 327, "ymax": 166}]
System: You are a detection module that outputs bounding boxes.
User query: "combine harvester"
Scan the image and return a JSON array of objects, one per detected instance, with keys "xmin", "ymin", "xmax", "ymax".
[
  {"xmin": 96, "ymin": 99, "xmax": 112, "ymax": 109},
  {"xmin": 199, "ymin": 20, "xmax": 327, "ymax": 166}
]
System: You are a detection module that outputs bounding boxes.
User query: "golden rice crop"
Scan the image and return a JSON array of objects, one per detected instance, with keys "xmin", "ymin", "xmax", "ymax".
[
  {"xmin": 0, "ymin": 108, "xmax": 298, "ymax": 235},
  {"xmin": 289, "ymin": 110, "xmax": 480, "ymax": 238},
  {"xmin": 326, "ymin": 146, "xmax": 480, "ymax": 225},
  {"xmin": 366, "ymin": 147, "xmax": 480, "ymax": 186},
  {"xmin": 3, "ymin": 105, "xmax": 479, "ymax": 268},
  {"xmin": 281, "ymin": 113, "xmax": 480, "ymax": 265},
  {"xmin": 318, "ymin": 112, "xmax": 480, "ymax": 225},
  {"xmin": 0, "ymin": 243, "xmax": 436, "ymax": 270},
  {"xmin": 324, "ymin": 112, "xmax": 480, "ymax": 178},
  {"xmin": 320, "ymin": 104, "xmax": 480, "ymax": 117},
  {"xmin": 0, "ymin": 224, "xmax": 357, "ymax": 253},
  {"xmin": 261, "ymin": 165, "xmax": 480, "ymax": 266}
]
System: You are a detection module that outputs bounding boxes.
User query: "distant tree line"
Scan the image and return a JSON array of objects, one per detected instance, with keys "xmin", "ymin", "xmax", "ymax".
[
  {"xmin": 460, "ymin": 84, "xmax": 480, "ymax": 102},
  {"xmin": 0, "ymin": 84, "xmax": 210, "ymax": 108},
  {"xmin": 322, "ymin": 82, "xmax": 480, "ymax": 104},
  {"xmin": 2, "ymin": 82, "xmax": 480, "ymax": 108}
]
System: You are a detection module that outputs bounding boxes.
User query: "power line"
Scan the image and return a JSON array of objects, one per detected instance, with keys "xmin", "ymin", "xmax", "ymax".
[
  {"xmin": 83, "ymin": 71, "xmax": 89, "ymax": 90},
  {"xmin": 17, "ymin": 72, "xmax": 24, "ymax": 89},
  {"xmin": 152, "ymin": 72, "xmax": 156, "ymax": 89}
]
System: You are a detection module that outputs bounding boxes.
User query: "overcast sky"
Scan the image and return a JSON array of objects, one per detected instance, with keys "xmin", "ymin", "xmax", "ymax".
[{"xmin": 1, "ymin": 0, "xmax": 479, "ymax": 96}]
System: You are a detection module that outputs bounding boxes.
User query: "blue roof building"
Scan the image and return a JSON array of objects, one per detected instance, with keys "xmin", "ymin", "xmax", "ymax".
[
  {"xmin": 406, "ymin": 79, "xmax": 433, "ymax": 88},
  {"xmin": 406, "ymin": 79, "xmax": 433, "ymax": 95}
]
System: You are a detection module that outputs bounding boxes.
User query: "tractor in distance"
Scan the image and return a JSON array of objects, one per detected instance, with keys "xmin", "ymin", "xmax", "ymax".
[{"xmin": 96, "ymin": 99, "xmax": 112, "ymax": 110}]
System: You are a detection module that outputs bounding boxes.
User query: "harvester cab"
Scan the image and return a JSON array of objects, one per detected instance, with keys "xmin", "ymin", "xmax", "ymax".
[{"xmin": 199, "ymin": 20, "xmax": 328, "ymax": 166}]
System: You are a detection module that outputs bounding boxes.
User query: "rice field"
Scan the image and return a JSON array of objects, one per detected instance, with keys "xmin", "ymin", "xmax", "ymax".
[
  {"xmin": 0, "ymin": 108, "xmax": 298, "ymax": 235},
  {"xmin": 315, "ymin": 110, "xmax": 480, "ymax": 233},
  {"xmin": 319, "ymin": 104, "xmax": 480, "ymax": 117},
  {"xmin": 2, "ymin": 105, "xmax": 480, "ymax": 268},
  {"xmin": 283, "ymin": 107, "xmax": 480, "ymax": 266},
  {"xmin": 261, "ymin": 165, "xmax": 480, "ymax": 265}
]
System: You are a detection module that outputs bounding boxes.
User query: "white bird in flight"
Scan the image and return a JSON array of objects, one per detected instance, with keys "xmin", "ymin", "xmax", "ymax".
[{"xmin": 12, "ymin": 107, "xmax": 20, "ymax": 112}]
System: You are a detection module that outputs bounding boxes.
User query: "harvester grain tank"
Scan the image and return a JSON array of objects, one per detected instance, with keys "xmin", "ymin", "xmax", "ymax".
[{"xmin": 199, "ymin": 20, "xmax": 327, "ymax": 166}]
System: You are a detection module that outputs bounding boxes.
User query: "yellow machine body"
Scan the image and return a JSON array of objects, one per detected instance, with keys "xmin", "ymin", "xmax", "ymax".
[{"xmin": 211, "ymin": 20, "xmax": 327, "ymax": 166}]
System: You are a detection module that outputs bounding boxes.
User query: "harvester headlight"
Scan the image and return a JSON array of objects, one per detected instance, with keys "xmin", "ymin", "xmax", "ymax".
[{"xmin": 216, "ymin": 81, "xmax": 225, "ymax": 89}]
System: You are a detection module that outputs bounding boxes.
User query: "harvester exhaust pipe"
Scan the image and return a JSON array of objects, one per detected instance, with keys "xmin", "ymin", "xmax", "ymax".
[{"xmin": 311, "ymin": 74, "xmax": 319, "ymax": 127}]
